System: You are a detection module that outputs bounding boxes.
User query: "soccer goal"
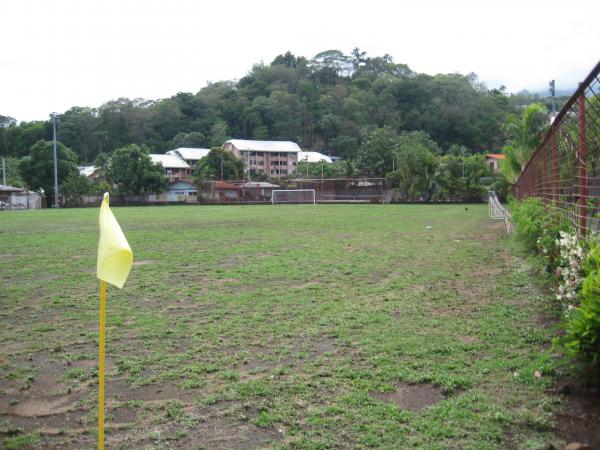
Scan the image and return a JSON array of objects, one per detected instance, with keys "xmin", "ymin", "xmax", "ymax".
[
  {"xmin": 271, "ymin": 189, "xmax": 316, "ymax": 205},
  {"xmin": 488, "ymin": 191, "xmax": 512, "ymax": 235}
]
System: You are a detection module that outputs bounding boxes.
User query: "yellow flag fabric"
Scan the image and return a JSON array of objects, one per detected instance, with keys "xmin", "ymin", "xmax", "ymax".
[{"xmin": 97, "ymin": 193, "xmax": 133, "ymax": 289}]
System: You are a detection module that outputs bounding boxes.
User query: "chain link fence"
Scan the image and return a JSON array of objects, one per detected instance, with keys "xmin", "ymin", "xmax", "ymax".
[{"xmin": 514, "ymin": 60, "xmax": 600, "ymax": 235}]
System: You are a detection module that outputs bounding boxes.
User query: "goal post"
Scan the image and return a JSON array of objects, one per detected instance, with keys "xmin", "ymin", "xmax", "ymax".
[{"xmin": 271, "ymin": 189, "xmax": 316, "ymax": 205}]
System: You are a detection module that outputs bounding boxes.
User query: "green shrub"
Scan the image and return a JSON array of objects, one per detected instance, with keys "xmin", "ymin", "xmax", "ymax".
[
  {"xmin": 563, "ymin": 240, "xmax": 600, "ymax": 366},
  {"xmin": 510, "ymin": 198, "xmax": 573, "ymax": 276}
]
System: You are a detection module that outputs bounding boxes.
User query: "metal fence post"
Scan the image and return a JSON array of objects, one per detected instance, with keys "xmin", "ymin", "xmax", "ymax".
[
  {"xmin": 543, "ymin": 149, "xmax": 548, "ymax": 204},
  {"xmin": 578, "ymin": 88, "xmax": 587, "ymax": 234},
  {"xmin": 552, "ymin": 131, "xmax": 559, "ymax": 206}
]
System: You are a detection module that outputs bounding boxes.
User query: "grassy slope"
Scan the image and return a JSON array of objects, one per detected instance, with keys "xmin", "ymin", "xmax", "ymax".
[{"xmin": 0, "ymin": 205, "xmax": 560, "ymax": 449}]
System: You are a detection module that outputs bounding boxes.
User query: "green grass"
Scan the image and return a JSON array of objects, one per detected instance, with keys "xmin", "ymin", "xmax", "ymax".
[{"xmin": 0, "ymin": 204, "xmax": 563, "ymax": 449}]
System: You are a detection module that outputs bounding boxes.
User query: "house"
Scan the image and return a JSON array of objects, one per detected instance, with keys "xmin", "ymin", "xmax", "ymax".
[
  {"xmin": 166, "ymin": 181, "xmax": 197, "ymax": 196},
  {"xmin": 166, "ymin": 148, "xmax": 211, "ymax": 170},
  {"xmin": 0, "ymin": 185, "xmax": 42, "ymax": 209},
  {"xmin": 240, "ymin": 181, "xmax": 280, "ymax": 200},
  {"xmin": 78, "ymin": 165, "xmax": 102, "ymax": 180},
  {"xmin": 297, "ymin": 151, "xmax": 333, "ymax": 164},
  {"xmin": 199, "ymin": 181, "xmax": 241, "ymax": 203},
  {"xmin": 223, "ymin": 139, "xmax": 301, "ymax": 178},
  {"xmin": 485, "ymin": 154, "xmax": 506, "ymax": 174},
  {"xmin": 149, "ymin": 154, "xmax": 191, "ymax": 182}
]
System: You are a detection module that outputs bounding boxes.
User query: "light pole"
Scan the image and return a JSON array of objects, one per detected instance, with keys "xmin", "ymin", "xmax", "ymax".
[
  {"xmin": 51, "ymin": 112, "xmax": 59, "ymax": 208},
  {"xmin": 2, "ymin": 157, "xmax": 6, "ymax": 185},
  {"xmin": 549, "ymin": 80, "xmax": 556, "ymax": 118}
]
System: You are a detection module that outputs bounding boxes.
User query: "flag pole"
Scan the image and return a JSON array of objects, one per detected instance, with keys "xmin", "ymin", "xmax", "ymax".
[{"xmin": 98, "ymin": 280, "xmax": 107, "ymax": 450}]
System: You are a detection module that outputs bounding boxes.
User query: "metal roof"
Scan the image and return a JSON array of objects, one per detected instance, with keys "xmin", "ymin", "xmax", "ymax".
[
  {"xmin": 78, "ymin": 165, "xmax": 99, "ymax": 177},
  {"xmin": 298, "ymin": 151, "xmax": 333, "ymax": 163},
  {"xmin": 240, "ymin": 182, "xmax": 281, "ymax": 188},
  {"xmin": 485, "ymin": 153, "xmax": 506, "ymax": 160},
  {"xmin": 149, "ymin": 154, "xmax": 190, "ymax": 169},
  {"xmin": 0, "ymin": 184, "xmax": 25, "ymax": 192},
  {"xmin": 226, "ymin": 139, "xmax": 301, "ymax": 153},
  {"xmin": 167, "ymin": 148, "xmax": 211, "ymax": 160}
]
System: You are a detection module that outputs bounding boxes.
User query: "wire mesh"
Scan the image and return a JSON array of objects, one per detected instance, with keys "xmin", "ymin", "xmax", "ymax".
[{"xmin": 514, "ymin": 60, "xmax": 600, "ymax": 236}]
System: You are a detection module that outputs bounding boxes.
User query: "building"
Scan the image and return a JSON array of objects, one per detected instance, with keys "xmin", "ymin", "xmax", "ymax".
[
  {"xmin": 297, "ymin": 151, "xmax": 333, "ymax": 164},
  {"xmin": 0, "ymin": 185, "xmax": 43, "ymax": 209},
  {"xmin": 149, "ymin": 154, "xmax": 191, "ymax": 182},
  {"xmin": 78, "ymin": 165, "xmax": 103, "ymax": 180},
  {"xmin": 240, "ymin": 181, "xmax": 280, "ymax": 201},
  {"xmin": 485, "ymin": 154, "xmax": 506, "ymax": 174},
  {"xmin": 199, "ymin": 181, "xmax": 241, "ymax": 202},
  {"xmin": 166, "ymin": 181, "xmax": 197, "ymax": 196},
  {"xmin": 166, "ymin": 148, "xmax": 211, "ymax": 170},
  {"xmin": 223, "ymin": 139, "xmax": 300, "ymax": 178}
]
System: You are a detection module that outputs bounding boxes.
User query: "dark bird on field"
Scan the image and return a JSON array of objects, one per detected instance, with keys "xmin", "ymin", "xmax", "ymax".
[{"xmin": 465, "ymin": 207, "xmax": 469, "ymax": 212}]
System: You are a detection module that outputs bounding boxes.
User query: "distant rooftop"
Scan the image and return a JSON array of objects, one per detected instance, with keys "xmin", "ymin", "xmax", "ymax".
[
  {"xmin": 240, "ymin": 182, "xmax": 281, "ymax": 188},
  {"xmin": 149, "ymin": 154, "xmax": 190, "ymax": 169},
  {"xmin": 0, "ymin": 184, "xmax": 25, "ymax": 192},
  {"xmin": 486, "ymin": 153, "xmax": 506, "ymax": 160},
  {"xmin": 167, "ymin": 148, "xmax": 211, "ymax": 160},
  {"xmin": 78, "ymin": 165, "xmax": 99, "ymax": 177},
  {"xmin": 225, "ymin": 139, "xmax": 301, "ymax": 153},
  {"xmin": 298, "ymin": 151, "xmax": 333, "ymax": 163}
]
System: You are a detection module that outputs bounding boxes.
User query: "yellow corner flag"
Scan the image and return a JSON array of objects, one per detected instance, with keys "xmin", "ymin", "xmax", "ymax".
[
  {"xmin": 97, "ymin": 192, "xmax": 133, "ymax": 289},
  {"xmin": 96, "ymin": 192, "xmax": 132, "ymax": 450}
]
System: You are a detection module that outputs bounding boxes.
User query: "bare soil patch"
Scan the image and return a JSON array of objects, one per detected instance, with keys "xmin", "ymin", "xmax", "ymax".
[
  {"xmin": 371, "ymin": 382, "xmax": 444, "ymax": 411},
  {"xmin": 178, "ymin": 415, "xmax": 283, "ymax": 450},
  {"xmin": 554, "ymin": 382, "xmax": 600, "ymax": 449}
]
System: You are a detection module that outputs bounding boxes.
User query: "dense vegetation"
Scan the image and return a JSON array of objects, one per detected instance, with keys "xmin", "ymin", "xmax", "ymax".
[
  {"xmin": 510, "ymin": 198, "xmax": 600, "ymax": 369},
  {"xmin": 0, "ymin": 49, "xmax": 565, "ymax": 165}
]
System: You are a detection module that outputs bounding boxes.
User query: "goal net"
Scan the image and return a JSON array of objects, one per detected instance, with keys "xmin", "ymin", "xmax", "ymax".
[
  {"xmin": 271, "ymin": 189, "xmax": 316, "ymax": 205},
  {"xmin": 488, "ymin": 191, "xmax": 512, "ymax": 235}
]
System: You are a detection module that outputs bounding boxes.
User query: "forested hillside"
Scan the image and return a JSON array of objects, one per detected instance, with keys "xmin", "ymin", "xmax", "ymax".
[{"xmin": 0, "ymin": 49, "xmax": 564, "ymax": 164}]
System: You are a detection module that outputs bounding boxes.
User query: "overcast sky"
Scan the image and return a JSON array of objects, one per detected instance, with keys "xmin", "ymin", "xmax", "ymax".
[{"xmin": 2, "ymin": 0, "xmax": 599, "ymax": 122}]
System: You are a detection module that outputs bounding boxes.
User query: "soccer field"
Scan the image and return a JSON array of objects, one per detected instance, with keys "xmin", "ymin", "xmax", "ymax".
[{"xmin": 1, "ymin": 204, "xmax": 559, "ymax": 449}]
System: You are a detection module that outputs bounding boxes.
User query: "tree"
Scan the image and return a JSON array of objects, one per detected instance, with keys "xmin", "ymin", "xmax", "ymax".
[
  {"xmin": 0, "ymin": 115, "xmax": 17, "ymax": 157},
  {"xmin": 62, "ymin": 173, "xmax": 97, "ymax": 206},
  {"xmin": 296, "ymin": 160, "xmax": 347, "ymax": 179},
  {"xmin": 209, "ymin": 120, "xmax": 229, "ymax": 147},
  {"xmin": 193, "ymin": 147, "xmax": 244, "ymax": 181},
  {"xmin": 5, "ymin": 121, "xmax": 52, "ymax": 157},
  {"xmin": 170, "ymin": 131, "xmax": 207, "ymax": 149},
  {"xmin": 107, "ymin": 144, "xmax": 167, "ymax": 194},
  {"xmin": 356, "ymin": 127, "xmax": 397, "ymax": 176},
  {"xmin": 18, "ymin": 140, "xmax": 79, "ymax": 205},
  {"xmin": 57, "ymin": 107, "xmax": 97, "ymax": 163},
  {"xmin": 3, "ymin": 157, "xmax": 25, "ymax": 187},
  {"xmin": 500, "ymin": 103, "xmax": 548, "ymax": 182},
  {"xmin": 351, "ymin": 47, "xmax": 367, "ymax": 70}
]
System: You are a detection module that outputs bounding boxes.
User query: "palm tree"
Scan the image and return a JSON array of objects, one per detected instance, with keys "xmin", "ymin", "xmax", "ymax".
[{"xmin": 501, "ymin": 103, "xmax": 549, "ymax": 182}]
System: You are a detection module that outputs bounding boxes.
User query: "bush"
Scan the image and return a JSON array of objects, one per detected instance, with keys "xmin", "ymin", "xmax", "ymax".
[
  {"xmin": 510, "ymin": 197, "xmax": 573, "ymax": 276},
  {"xmin": 510, "ymin": 198, "xmax": 600, "ymax": 368},
  {"xmin": 563, "ymin": 241, "xmax": 600, "ymax": 365}
]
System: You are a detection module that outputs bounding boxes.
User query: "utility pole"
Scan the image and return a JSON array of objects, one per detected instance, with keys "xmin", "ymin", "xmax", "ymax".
[
  {"xmin": 549, "ymin": 80, "xmax": 556, "ymax": 118},
  {"xmin": 2, "ymin": 157, "xmax": 6, "ymax": 185},
  {"xmin": 51, "ymin": 112, "xmax": 59, "ymax": 208},
  {"xmin": 247, "ymin": 151, "xmax": 251, "ymax": 183},
  {"xmin": 305, "ymin": 157, "xmax": 309, "ymax": 180}
]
